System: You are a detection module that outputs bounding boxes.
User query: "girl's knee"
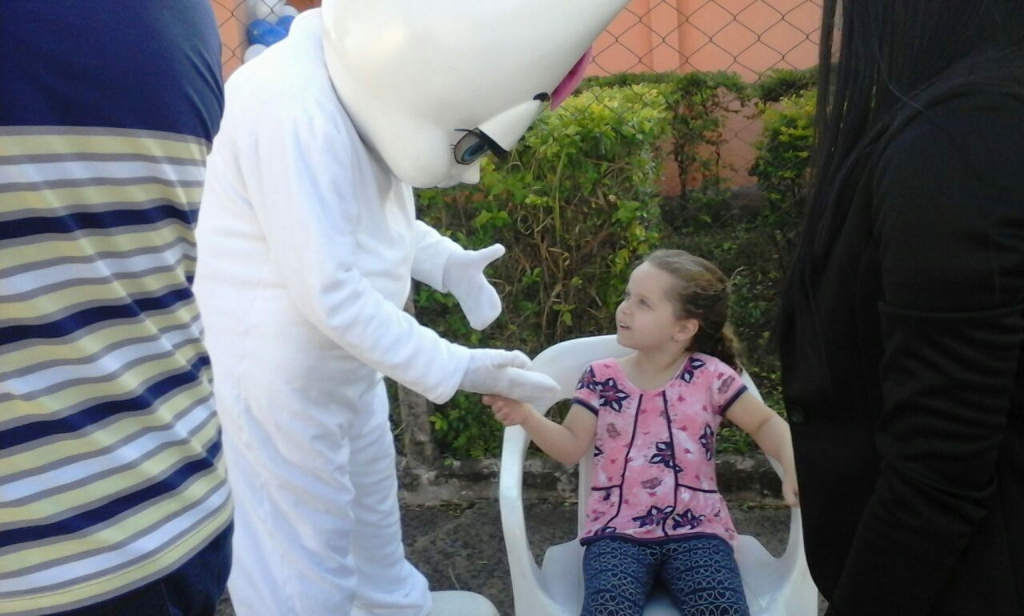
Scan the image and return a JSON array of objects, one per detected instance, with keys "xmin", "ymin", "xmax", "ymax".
[
  {"xmin": 661, "ymin": 536, "xmax": 749, "ymax": 615},
  {"xmin": 582, "ymin": 539, "xmax": 654, "ymax": 616}
]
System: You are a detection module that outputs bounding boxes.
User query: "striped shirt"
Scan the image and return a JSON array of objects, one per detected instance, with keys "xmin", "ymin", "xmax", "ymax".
[{"xmin": 0, "ymin": 3, "xmax": 232, "ymax": 614}]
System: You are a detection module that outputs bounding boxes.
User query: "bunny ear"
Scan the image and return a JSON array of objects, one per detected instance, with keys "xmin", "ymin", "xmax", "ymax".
[{"xmin": 549, "ymin": 48, "xmax": 594, "ymax": 109}]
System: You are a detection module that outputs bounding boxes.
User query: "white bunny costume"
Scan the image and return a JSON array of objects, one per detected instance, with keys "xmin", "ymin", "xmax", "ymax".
[{"xmin": 194, "ymin": 1, "xmax": 628, "ymax": 613}]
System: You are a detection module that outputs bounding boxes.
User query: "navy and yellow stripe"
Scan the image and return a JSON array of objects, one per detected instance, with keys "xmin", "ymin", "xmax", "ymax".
[
  {"xmin": 1, "ymin": 3, "xmax": 230, "ymax": 613},
  {"xmin": 0, "ymin": 126, "xmax": 232, "ymax": 615}
]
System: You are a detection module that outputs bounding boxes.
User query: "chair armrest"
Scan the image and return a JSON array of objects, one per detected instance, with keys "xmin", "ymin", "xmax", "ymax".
[{"xmin": 499, "ymin": 426, "xmax": 565, "ymax": 614}]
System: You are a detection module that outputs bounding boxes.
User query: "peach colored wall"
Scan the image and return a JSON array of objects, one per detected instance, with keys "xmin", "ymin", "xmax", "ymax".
[
  {"xmin": 589, "ymin": 0, "xmax": 823, "ymax": 189},
  {"xmin": 211, "ymin": 0, "xmax": 247, "ymax": 79},
  {"xmin": 590, "ymin": 0, "xmax": 821, "ymax": 80},
  {"xmin": 215, "ymin": 0, "xmax": 820, "ymax": 82}
]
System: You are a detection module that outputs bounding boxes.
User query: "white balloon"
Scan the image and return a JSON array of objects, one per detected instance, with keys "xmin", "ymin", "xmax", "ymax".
[
  {"xmin": 247, "ymin": 0, "xmax": 286, "ymax": 22},
  {"xmin": 243, "ymin": 44, "xmax": 268, "ymax": 63},
  {"xmin": 246, "ymin": 1, "xmax": 269, "ymax": 21},
  {"xmin": 273, "ymin": 5, "xmax": 300, "ymax": 20}
]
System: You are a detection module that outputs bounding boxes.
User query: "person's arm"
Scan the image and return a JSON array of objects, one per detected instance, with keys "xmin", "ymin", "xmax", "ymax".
[
  {"xmin": 232, "ymin": 101, "xmax": 561, "ymax": 405},
  {"xmin": 726, "ymin": 393, "xmax": 799, "ymax": 506},
  {"xmin": 410, "ymin": 218, "xmax": 506, "ymax": 330},
  {"xmin": 409, "ymin": 219, "xmax": 460, "ymax": 290},
  {"xmin": 235, "ymin": 107, "xmax": 472, "ymax": 403},
  {"xmin": 826, "ymin": 94, "xmax": 1024, "ymax": 616},
  {"xmin": 486, "ymin": 395, "xmax": 597, "ymax": 465}
]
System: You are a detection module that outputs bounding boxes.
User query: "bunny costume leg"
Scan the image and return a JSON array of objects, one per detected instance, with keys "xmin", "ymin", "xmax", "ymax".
[
  {"xmin": 216, "ymin": 352, "xmax": 431, "ymax": 615},
  {"xmin": 349, "ymin": 385, "xmax": 432, "ymax": 616}
]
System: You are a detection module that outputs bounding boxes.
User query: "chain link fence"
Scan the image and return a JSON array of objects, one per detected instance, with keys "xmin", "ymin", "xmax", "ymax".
[{"xmin": 210, "ymin": 0, "xmax": 821, "ymax": 189}]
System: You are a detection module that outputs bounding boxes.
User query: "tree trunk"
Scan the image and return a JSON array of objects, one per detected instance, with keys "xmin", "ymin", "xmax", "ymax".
[{"xmin": 397, "ymin": 298, "xmax": 438, "ymax": 466}]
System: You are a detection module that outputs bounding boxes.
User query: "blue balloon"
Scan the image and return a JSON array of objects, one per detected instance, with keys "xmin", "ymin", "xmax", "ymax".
[
  {"xmin": 247, "ymin": 19, "xmax": 287, "ymax": 47},
  {"xmin": 276, "ymin": 15, "xmax": 296, "ymax": 34}
]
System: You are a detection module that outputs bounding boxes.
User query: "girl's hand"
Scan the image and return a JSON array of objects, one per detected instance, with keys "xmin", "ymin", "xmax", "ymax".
[{"xmin": 482, "ymin": 394, "xmax": 536, "ymax": 427}]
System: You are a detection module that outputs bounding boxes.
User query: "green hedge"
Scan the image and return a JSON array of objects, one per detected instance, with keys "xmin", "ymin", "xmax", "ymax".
[
  {"xmin": 582, "ymin": 72, "xmax": 750, "ymax": 233},
  {"xmin": 749, "ymin": 67, "xmax": 817, "ymax": 104},
  {"xmin": 410, "ymin": 73, "xmax": 817, "ymax": 460},
  {"xmin": 416, "ymin": 84, "xmax": 672, "ymax": 458},
  {"xmin": 749, "ymin": 88, "xmax": 816, "ymax": 272},
  {"xmin": 679, "ymin": 86, "xmax": 816, "ymax": 452}
]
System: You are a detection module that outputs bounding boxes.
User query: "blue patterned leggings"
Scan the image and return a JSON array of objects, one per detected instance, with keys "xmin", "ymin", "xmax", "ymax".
[{"xmin": 581, "ymin": 535, "xmax": 750, "ymax": 616}]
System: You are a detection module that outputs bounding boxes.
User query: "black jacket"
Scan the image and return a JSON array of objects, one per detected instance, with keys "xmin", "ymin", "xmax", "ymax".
[{"xmin": 780, "ymin": 91, "xmax": 1024, "ymax": 615}]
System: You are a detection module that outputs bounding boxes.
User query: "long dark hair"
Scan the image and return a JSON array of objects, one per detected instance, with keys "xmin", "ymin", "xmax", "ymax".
[{"xmin": 783, "ymin": 0, "xmax": 1024, "ymax": 315}]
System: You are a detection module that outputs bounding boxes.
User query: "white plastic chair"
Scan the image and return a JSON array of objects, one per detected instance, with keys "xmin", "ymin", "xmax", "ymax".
[{"xmin": 498, "ymin": 335, "xmax": 818, "ymax": 616}]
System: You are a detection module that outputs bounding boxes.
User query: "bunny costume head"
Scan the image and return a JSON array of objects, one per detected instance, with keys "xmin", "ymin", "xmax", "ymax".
[{"xmin": 321, "ymin": 0, "xmax": 630, "ymax": 188}]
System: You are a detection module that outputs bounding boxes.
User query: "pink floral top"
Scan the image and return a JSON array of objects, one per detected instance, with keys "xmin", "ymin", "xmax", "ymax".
[{"xmin": 572, "ymin": 354, "xmax": 747, "ymax": 546}]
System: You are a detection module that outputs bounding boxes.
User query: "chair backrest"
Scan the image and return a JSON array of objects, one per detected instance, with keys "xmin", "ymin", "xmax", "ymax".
[
  {"xmin": 510, "ymin": 335, "xmax": 818, "ymax": 616},
  {"xmin": 526, "ymin": 335, "xmax": 623, "ymax": 525}
]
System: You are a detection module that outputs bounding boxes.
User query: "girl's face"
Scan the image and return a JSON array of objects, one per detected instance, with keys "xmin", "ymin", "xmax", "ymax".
[{"xmin": 615, "ymin": 262, "xmax": 694, "ymax": 352}]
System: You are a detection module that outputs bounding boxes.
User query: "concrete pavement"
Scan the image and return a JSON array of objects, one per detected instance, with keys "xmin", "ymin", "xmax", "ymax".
[{"xmin": 216, "ymin": 494, "xmax": 827, "ymax": 615}]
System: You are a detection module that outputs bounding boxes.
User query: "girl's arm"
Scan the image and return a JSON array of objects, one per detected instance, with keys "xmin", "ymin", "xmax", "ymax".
[
  {"xmin": 484, "ymin": 395, "xmax": 597, "ymax": 466},
  {"xmin": 726, "ymin": 392, "xmax": 799, "ymax": 506}
]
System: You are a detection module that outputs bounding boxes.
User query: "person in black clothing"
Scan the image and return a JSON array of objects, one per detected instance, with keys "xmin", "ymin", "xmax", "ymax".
[{"xmin": 778, "ymin": 1, "xmax": 1024, "ymax": 615}]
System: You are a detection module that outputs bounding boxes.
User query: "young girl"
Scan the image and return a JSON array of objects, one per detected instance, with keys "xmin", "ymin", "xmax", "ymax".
[{"xmin": 484, "ymin": 249, "xmax": 798, "ymax": 616}]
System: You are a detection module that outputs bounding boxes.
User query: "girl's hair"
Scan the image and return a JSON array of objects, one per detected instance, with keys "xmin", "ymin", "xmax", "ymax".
[
  {"xmin": 644, "ymin": 249, "xmax": 743, "ymax": 370},
  {"xmin": 780, "ymin": 0, "xmax": 1024, "ymax": 341}
]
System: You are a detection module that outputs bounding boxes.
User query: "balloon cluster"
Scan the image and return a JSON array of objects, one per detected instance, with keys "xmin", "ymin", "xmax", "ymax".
[{"xmin": 243, "ymin": 0, "xmax": 300, "ymax": 63}]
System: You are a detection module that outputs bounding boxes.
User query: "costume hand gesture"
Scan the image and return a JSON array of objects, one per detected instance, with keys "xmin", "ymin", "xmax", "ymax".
[
  {"xmin": 442, "ymin": 244, "xmax": 505, "ymax": 330},
  {"xmin": 459, "ymin": 349, "xmax": 560, "ymax": 406}
]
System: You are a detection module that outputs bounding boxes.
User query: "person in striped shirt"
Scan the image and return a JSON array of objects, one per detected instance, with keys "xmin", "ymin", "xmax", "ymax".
[{"xmin": 0, "ymin": 3, "xmax": 233, "ymax": 615}]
